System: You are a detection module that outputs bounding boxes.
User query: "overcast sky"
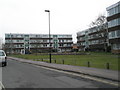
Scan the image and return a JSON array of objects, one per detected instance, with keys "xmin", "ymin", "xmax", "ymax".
[{"xmin": 0, "ymin": 0, "xmax": 119, "ymax": 43}]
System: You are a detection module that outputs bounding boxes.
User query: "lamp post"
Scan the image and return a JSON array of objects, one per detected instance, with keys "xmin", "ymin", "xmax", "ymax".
[{"xmin": 45, "ymin": 10, "xmax": 51, "ymax": 63}]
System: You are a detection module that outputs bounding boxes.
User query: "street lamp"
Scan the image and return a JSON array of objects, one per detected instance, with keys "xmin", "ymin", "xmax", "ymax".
[{"xmin": 45, "ymin": 10, "xmax": 51, "ymax": 63}]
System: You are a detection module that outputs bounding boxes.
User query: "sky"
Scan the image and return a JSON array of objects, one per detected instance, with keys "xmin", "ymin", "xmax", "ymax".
[{"xmin": 0, "ymin": 0, "xmax": 119, "ymax": 43}]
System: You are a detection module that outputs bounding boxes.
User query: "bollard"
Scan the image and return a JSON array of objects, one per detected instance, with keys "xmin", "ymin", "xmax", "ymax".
[
  {"xmin": 88, "ymin": 61, "xmax": 90, "ymax": 67},
  {"xmin": 62, "ymin": 60, "xmax": 64, "ymax": 64},
  {"xmin": 74, "ymin": 60, "xmax": 76, "ymax": 65},
  {"xmin": 54, "ymin": 59, "xmax": 56, "ymax": 63},
  {"xmin": 106, "ymin": 63, "xmax": 110, "ymax": 70},
  {"xmin": 41, "ymin": 58, "xmax": 43, "ymax": 61}
]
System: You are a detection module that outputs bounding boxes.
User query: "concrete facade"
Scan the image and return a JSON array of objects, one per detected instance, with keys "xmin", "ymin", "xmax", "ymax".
[
  {"xmin": 77, "ymin": 1, "xmax": 120, "ymax": 53},
  {"xmin": 77, "ymin": 24, "xmax": 108, "ymax": 52},
  {"xmin": 5, "ymin": 33, "xmax": 73, "ymax": 54},
  {"xmin": 106, "ymin": 1, "xmax": 120, "ymax": 54}
]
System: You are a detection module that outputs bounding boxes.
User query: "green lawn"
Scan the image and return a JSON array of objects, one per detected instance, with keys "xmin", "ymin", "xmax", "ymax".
[{"xmin": 10, "ymin": 52, "xmax": 119, "ymax": 71}]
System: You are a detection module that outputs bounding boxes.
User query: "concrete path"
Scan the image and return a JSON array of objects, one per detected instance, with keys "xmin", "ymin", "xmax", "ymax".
[{"xmin": 8, "ymin": 57, "xmax": 119, "ymax": 82}]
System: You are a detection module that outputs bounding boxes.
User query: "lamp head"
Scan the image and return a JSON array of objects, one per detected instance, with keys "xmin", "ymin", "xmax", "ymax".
[{"xmin": 45, "ymin": 10, "xmax": 50, "ymax": 12}]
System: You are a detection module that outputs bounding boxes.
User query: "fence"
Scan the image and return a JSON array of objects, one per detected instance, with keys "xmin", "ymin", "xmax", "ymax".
[{"xmin": 33, "ymin": 58, "xmax": 118, "ymax": 70}]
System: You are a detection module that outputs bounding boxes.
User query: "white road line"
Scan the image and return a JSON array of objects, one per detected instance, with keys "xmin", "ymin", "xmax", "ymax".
[
  {"xmin": 0, "ymin": 81, "xmax": 5, "ymax": 90},
  {"xmin": 35, "ymin": 65, "xmax": 119, "ymax": 87}
]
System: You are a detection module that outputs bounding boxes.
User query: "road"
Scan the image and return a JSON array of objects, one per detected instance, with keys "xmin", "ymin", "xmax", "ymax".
[{"xmin": 1, "ymin": 59, "xmax": 117, "ymax": 88}]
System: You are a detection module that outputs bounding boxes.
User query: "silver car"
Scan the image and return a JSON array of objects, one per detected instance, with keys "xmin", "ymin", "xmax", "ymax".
[{"xmin": 0, "ymin": 50, "xmax": 7, "ymax": 67}]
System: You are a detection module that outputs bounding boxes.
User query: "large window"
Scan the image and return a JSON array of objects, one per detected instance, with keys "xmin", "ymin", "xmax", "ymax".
[
  {"xmin": 5, "ymin": 34, "xmax": 9, "ymax": 38},
  {"xmin": 116, "ymin": 30, "xmax": 120, "ymax": 38},
  {"xmin": 109, "ymin": 30, "xmax": 120, "ymax": 39},
  {"xmin": 107, "ymin": 5, "xmax": 119, "ymax": 16},
  {"xmin": 111, "ymin": 31, "xmax": 116, "ymax": 38},
  {"xmin": 108, "ymin": 18, "xmax": 120, "ymax": 28},
  {"xmin": 109, "ymin": 31, "xmax": 116, "ymax": 39}
]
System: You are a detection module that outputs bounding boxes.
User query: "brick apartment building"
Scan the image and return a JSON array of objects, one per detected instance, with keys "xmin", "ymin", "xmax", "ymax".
[
  {"xmin": 107, "ymin": 1, "xmax": 120, "ymax": 54},
  {"xmin": 5, "ymin": 33, "xmax": 73, "ymax": 54}
]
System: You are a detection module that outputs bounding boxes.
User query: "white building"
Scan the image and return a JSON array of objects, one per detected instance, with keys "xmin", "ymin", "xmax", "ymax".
[
  {"xmin": 106, "ymin": 1, "xmax": 120, "ymax": 54},
  {"xmin": 5, "ymin": 33, "xmax": 73, "ymax": 54}
]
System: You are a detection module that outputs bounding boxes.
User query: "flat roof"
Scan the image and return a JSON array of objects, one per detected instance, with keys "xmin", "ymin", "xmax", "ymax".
[
  {"xmin": 5, "ymin": 33, "xmax": 72, "ymax": 36},
  {"xmin": 106, "ymin": 1, "xmax": 120, "ymax": 10}
]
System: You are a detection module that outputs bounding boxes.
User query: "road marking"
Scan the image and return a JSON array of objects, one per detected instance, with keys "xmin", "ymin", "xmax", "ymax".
[
  {"xmin": 35, "ymin": 65, "xmax": 119, "ymax": 87},
  {"xmin": 0, "ymin": 81, "xmax": 5, "ymax": 90}
]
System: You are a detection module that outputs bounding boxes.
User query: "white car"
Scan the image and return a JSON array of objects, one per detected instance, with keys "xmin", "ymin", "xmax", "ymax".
[{"xmin": 0, "ymin": 50, "xmax": 7, "ymax": 67}]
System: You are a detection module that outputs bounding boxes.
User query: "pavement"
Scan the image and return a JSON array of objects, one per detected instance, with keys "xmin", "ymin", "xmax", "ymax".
[{"xmin": 8, "ymin": 57, "xmax": 119, "ymax": 82}]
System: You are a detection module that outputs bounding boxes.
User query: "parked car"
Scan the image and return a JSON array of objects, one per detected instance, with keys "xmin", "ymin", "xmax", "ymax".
[{"xmin": 0, "ymin": 50, "xmax": 7, "ymax": 67}]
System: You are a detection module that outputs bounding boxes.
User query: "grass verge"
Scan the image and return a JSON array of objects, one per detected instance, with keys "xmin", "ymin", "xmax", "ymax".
[{"xmin": 10, "ymin": 52, "xmax": 119, "ymax": 71}]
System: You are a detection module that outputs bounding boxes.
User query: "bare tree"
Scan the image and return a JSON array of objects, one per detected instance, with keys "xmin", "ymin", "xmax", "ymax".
[
  {"xmin": 90, "ymin": 14, "xmax": 107, "ymax": 27},
  {"xmin": 89, "ymin": 14, "xmax": 108, "ymax": 52}
]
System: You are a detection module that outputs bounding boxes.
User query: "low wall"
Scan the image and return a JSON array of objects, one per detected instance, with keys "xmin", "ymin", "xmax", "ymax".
[{"xmin": 112, "ymin": 50, "xmax": 120, "ymax": 54}]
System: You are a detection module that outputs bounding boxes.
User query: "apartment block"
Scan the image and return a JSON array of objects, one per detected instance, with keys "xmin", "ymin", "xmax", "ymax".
[
  {"xmin": 77, "ymin": 1, "xmax": 120, "ymax": 53},
  {"xmin": 5, "ymin": 33, "xmax": 73, "ymax": 54},
  {"xmin": 77, "ymin": 30, "xmax": 89, "ymax": 51},
  {"xmin": 88, "ymin": 24, "xmax": 108, "ymax": 51},
  {"xmin": 77, "ymin": 24, "xmax": 108, "ymax": 52},
  {"xmin": 107, "ymin": 1, "xmax": 120, "ymax": 54}
]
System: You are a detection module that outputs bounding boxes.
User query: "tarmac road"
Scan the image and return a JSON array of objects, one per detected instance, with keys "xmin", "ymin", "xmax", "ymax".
[{"xmin": 1, "ymin": 59, "xmax": 118, "ymax": 88}]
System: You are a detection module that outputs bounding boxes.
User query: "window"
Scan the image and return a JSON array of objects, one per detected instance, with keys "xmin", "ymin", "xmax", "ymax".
[
  {"xmin": 20, "ymin": 45, "xmax": 23, "ymax": 47},
  {"xmin": 5, "ymin": 34, "xmax": 10, "ymax": 38},
  {"xmin": 0, "ymin": 52, "xmax": 5, "ymax": 56},
  {"xmin": 67, "ymin": 44, "xmax": 71, "ymax": 46},
  {"xmin": 116, "ymin": 30, "xmax": 120, "ymax": 37},
  {"xmin": 116, "ymin": 44, "xmax": 120, "ymax": 50},
  {"xmin": 43, "ymin": 44, "xmax": 47, "ymax": 47},
  {"xmin": 80, "ymin": 42, "xmax": 85, "ymax": 46},
  {"xmin": 118, "ymin": 18, "xmax": 120, "ymax": 25},
  {"xmin": 24, "ymin": 35, "xmax": 29, "ymax": 37},
  {"xmin": 59, "ymin": 40, "xmax": 61, "ymax": 42},
  {"xmin": 107, "ymin": 5, "xmax": 119, "ymax": 16},
  {"xmin": 109, "ymin": 31, "xmax": 115, "ymax": 39},
  {"xmin": 59, "ymin": 44, "xmax": 63, "ymax": 47},
  {"xmin": 43, "ymin": 35, "xmax": 49, "ymax": 38},
  {"xmin": 36, "ymin": 35, "xmax": 38, "ymax": 37},
  {"xmin": 113, "ymin": 44, "xmax": 120, "ymax": 50},
  {"xmin": 53, "ymin": 35, "xmax": 57, "ymax": 38},
  {"xmin": 43, "ymin": 40, "xmax": 47, "ymax": 42},
  {"xmin": 109, "ymin": 30, "xmax": 120, "ymax": 39},
  {"xmin": 108, "ymin": 18, "xmax": 120, "ymax": 28}
]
